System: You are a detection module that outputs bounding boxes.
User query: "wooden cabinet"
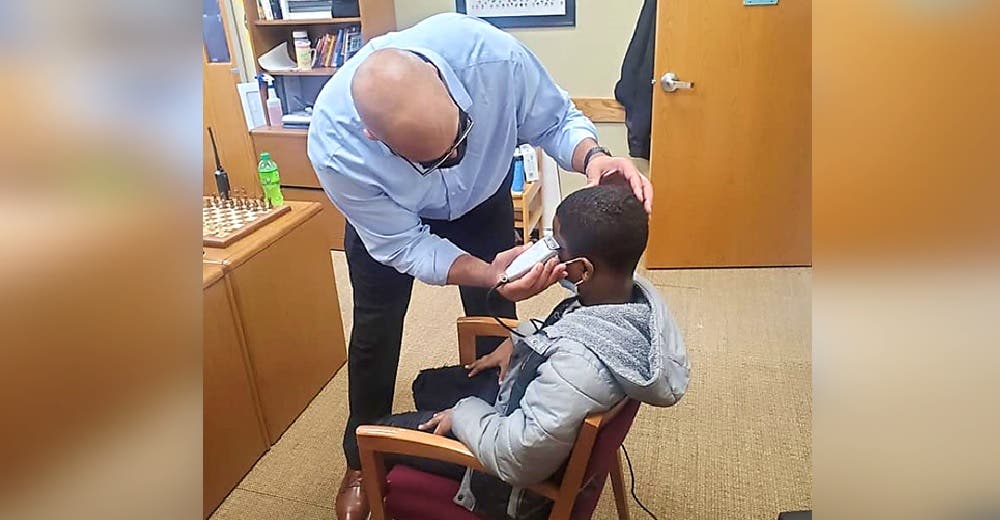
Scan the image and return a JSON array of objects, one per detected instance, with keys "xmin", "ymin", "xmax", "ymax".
[
  {"xmin": 203, "ymin": 264, "xmax": 268, "ymax": 517},
  {"xmin": 204, "ymin": 201, "xmax": 346, "ymax": 443},
  {"xmin": 203, "ymin": 202, "xmax": 347, "ymax": 517},
  {"xmin": 512, "ymin": 147, "xmax": 544, "ymax": 242},
  {"xmin": 513, "ymin": 181, "xmax": 542, "ymax": 243}
]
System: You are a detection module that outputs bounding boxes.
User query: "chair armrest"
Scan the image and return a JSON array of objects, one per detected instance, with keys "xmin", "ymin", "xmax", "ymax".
[
  {"xmin": 357, "ymin": 425, "xmax": 561, "ymax": 501},
  {"xmin": 456, "ymin": 316, "xmax": 519, "ymax": 366},
  {"xmin": 357, "ymin": 425, "xmax": 488, "ymax": 473}
]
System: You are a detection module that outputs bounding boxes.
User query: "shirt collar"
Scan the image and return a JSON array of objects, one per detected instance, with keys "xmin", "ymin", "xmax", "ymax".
[{"xmin": 396, "ymin": 46, "xmax": 472, "ymax": 113}]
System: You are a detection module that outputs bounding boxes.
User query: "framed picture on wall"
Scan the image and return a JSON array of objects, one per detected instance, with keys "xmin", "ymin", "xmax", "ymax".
[{"xmin": 456, "ymin": 0, "xmax": 576, "ymax": 29}]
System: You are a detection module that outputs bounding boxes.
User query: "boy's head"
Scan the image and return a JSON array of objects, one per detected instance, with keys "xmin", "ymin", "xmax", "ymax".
[{"xmin": 553, "ymin": 185, "xmax": 649, "ymax": 289}]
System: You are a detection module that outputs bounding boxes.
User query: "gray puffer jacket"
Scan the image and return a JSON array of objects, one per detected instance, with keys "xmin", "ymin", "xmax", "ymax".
[{"xmin": 450, "ymin": 275, "xmax": 689, "ymax": 519}]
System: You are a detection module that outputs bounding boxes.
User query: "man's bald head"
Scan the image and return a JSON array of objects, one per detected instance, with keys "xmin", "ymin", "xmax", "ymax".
[{"xmin": 352, "ymin": 49, "xmax": 459, "ymax": 163}]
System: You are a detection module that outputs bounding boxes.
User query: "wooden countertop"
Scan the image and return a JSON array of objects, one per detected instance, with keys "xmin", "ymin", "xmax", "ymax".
[
  {"xmin": 203, "ymin": 263, "xmax": 225, "ymax": 288},
  {"xmin": 203, "ymin": 201, "xmax": 323, "ymax": 271}
]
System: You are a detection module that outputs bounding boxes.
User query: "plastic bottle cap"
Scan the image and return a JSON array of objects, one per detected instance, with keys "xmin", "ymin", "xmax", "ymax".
[
  {"xmin": 292, "ymin": 31, "xmax": 308, "ymax": 39},
  {"xmin": 260, "ymin": 152, "xmax": 271, "ymax": 161}
]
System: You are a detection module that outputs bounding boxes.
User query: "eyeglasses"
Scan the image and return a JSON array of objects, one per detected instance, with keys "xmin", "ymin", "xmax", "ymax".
[
  {"xmin": 386, "ymin": 110, "xmax": 474, "ymax": 177},
  {"xmin": 383, "ymin": 50, "xmax": 474, "ymax": 176}
]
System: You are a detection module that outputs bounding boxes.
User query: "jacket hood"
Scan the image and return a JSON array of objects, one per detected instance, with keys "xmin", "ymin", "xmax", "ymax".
[{"xmin": 525, "ymin": 275, "xmax": 690, "ymax": 407}]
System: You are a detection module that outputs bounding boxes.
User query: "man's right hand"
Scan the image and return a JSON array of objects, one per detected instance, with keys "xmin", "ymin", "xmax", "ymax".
[
  {"xmin": 489, "ymin": 244, "xmax": 566, "ymax": 302},
  {"xmin": 466, "ymin": 338, "xmax": 514, "ymax": 382}
]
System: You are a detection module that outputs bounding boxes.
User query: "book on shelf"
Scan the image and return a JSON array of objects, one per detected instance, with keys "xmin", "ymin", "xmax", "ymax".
[
  {"xmin": 312, "ymin": 34, "xmax": 328, "ymax": 68},
  {"xmin": 280, "ymin": 0, "xmax": 334, "ymax": 20},
  {"xmin": 257, "ymin": 0, "xmax": 272, "ymax": 20},
  {"xmin": 332, "ymin": 28, "xmax": 344, "ymax": 68},
  {"xmin": 304, "ymin": 32, "xmax": 340, "ymax": 69},
  {"xmin": 323, "ymin": 32, "xmax": 337, "ymax": 66},
  {"xmin": 256, "ymin": 0, "xmax": 284, "ymax": 20},
  {"xmin": 336, "ymin": 26, "xmax": 362, "ymax": 67}
]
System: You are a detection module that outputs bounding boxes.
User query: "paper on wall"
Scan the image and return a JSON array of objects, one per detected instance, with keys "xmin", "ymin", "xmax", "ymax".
[{"xmin": 258, "ymin": 42, "xmax": 297, "ymax": 72}]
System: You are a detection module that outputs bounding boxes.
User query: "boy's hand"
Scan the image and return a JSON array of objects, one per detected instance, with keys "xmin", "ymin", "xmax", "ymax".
[
  {"xmin": 418, "ymin": 409, "xmax": 453, "ymax": 436},
  {"xmin": 466, "ymin": 338, "xmax": 514, "ymax": 382}
]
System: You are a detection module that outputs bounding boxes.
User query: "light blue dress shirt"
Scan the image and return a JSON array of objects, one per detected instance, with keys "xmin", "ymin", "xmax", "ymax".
[{"xmin": 307, "ymin": 13, "xmax": 597, "ymax": 285}]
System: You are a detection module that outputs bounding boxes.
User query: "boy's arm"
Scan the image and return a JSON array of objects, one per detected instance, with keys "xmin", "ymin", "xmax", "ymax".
[{"xmin": 450, "ymin": 348, "xmax": 621, "ymax": 488}]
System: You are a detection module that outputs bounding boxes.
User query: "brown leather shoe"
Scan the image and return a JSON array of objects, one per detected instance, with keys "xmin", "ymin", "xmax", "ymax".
[{"xmin": 336, "ymin": 469, "xmax": 370, "ymax": 520}]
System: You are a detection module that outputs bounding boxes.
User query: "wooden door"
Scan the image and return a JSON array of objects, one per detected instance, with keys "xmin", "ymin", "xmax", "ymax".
[
  {"xmin": 646, "ymin": 0, "xmax": 811, "ymax": 268},
  {"xmin": 204, "ymin": 0, "xmax": 258, "ymax": 194}
]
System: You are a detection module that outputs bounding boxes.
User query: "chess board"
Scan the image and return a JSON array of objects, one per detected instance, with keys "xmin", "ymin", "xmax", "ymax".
[{"xmin": 202, "ymin": 196, "xmax": 291, "ymax": 248}]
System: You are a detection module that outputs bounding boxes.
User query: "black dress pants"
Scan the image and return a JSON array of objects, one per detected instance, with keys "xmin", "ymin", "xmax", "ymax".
[{"xmin": 342, "ymin": 175, "xmax": 516, "ymax": 469}]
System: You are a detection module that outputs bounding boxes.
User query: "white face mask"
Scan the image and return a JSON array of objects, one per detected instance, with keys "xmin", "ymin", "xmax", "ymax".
[
  {"xmin": 558, "ymin": 258, "xmax": 586, "ymax": 294},
  {"xmin": 558, "ymin": 277, "xmax": 578, "ymax": 294}
]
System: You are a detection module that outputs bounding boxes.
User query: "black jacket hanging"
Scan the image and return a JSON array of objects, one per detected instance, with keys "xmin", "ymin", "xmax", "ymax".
[{"xmin": 614, "ymin": 0, "xmax": 657, "ymax": 159}]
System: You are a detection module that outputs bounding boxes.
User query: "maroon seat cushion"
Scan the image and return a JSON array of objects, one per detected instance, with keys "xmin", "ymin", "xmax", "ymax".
[{"xmin": 384, "ymin": 465, "xmax": 478, "ymax": 520}]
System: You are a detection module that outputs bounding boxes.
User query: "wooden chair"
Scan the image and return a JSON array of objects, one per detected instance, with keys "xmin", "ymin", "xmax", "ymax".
[{"xmin": 357, "ymin": 317, "xmax": 640, "ymax": 520}]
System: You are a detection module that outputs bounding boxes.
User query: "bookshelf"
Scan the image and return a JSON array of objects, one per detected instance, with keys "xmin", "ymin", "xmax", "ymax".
[
  {"xmin": 252, "ymin": 17, "xmax": 361, "ymax": 26},
  {"xmin": 250, "ymin": 125, "xmax": 307, "ymax": 137},
  {"xmin": 241, "ymin": 0, "xmax": 397, "ymax": 250},
  {"xmin": 266, "ymin": 67, "xmax": 338, "ymax": 76}
]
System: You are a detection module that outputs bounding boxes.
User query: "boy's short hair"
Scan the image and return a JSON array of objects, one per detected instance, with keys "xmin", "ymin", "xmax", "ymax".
[{"xmin": 555, "ymin": 185, "xmax": 648, "ymax": 275}]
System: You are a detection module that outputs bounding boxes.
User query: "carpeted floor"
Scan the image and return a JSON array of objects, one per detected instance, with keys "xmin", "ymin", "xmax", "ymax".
[{"xmin": 210, "ymin": 253, "xmax": 812, "ymax": 520}]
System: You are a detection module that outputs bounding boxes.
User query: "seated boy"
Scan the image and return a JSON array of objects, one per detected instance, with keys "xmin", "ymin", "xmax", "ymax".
[{"xmin": 350, "ymin": 185, "xmax": 690, "ymax": 520}]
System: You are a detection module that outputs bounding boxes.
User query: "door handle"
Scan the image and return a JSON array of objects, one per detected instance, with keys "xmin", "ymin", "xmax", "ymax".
[{"xmin": 657, "ymin": 72, "xmax": 694, "ymax": 93}]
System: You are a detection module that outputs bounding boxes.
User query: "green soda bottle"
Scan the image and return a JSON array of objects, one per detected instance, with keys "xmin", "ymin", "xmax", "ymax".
[{"xmin": 257, "ymin": 152, "xmax": 284, "ymax": 207}]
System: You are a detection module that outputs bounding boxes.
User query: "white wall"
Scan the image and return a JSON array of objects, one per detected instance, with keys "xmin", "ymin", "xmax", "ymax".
[{"xmin": 394, "ymin": 1, "xmax": 646, "ymax": 196}]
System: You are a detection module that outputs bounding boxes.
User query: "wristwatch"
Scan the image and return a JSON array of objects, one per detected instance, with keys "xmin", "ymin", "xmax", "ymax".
[{"xmin": 583, "ymin": 145, "xmax": 611, "ymax": 173}]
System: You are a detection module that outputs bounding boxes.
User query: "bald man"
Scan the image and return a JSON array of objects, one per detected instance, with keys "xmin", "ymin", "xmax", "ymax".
[{"xmin": 307, "ymin": 13, "xmax": 651, "ymax": 517}]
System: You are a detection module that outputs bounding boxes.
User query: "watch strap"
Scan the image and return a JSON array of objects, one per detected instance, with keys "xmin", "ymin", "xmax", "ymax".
[{"xmin": 583, "ymin": 145, "xmax": 611, "ymax": 172}]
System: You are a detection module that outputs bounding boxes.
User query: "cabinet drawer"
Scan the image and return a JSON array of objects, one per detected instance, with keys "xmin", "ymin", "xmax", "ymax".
[
  {"xmin": 250, "ymin": 130, "xmax": 321, "ymax": 189},
  {"xmin": 283, "ymin": 187, "xmax": 345, "ymax": 251}
]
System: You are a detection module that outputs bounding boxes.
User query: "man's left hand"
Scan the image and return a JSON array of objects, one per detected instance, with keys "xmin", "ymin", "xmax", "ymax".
[
  {"xmin": 418, "ymin": 409, "xmax": 454, "ymax": 436},
  {"xmin": 585, "ymin": 155, "xmax": 653, "ymax": 213}
]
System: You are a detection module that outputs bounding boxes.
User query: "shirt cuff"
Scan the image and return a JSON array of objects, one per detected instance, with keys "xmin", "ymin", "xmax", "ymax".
[
  {"xmin": 557, "ymin": 126, "xmax": 599, "ymax": 172},
  {"xmin": 422, "ymin": 237, "xmax": 466, "ymax": 286}
]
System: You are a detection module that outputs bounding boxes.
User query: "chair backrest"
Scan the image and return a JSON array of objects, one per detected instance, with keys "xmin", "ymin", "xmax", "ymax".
[
  {"xmin": 585, "ymin": 398, "xmax": 641, "ymax": 482},
  {"xmin": 568, "ymin": 399, "xmax": 641, "ymax": 519}
]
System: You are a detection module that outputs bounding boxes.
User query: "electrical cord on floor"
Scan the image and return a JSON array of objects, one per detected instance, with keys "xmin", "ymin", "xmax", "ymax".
[{"xmin": 622, "ymin": 444, "xmax": 659, "ymax": 520}]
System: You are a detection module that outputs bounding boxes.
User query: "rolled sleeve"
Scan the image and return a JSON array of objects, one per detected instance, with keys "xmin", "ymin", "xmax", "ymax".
[
  {"xmin": 513, "ymin": 43, "xmax": 598, "ymax": 171},
  {"xmin": 421, "ymin": 235, "xmax": 466, "ymax": 286}
]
